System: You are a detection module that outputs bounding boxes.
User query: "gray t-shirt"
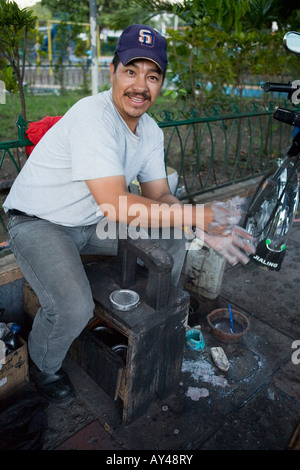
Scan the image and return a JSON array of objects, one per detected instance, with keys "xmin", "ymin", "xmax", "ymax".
[{"xmin": 4, "ymin": 89, "xmax": 166, "ymax": 226}]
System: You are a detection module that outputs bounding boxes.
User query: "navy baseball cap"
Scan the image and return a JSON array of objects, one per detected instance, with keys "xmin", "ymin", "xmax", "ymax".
[{"xmin": 115, "ymin": 24, "xmax": 168, "ymax": 74}]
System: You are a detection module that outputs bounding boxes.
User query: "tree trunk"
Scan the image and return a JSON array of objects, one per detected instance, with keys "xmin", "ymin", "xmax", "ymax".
[
  {"xmin": 16, "ymin": 73, "xmax": 26, "ymax": 122},
  {"xmin": 19, "ymin": 84, "xmax": 26, "ymax": 122}
]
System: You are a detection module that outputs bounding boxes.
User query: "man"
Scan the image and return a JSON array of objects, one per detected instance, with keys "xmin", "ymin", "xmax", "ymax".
[{"xmin": 4, "ymin": 24, "xmax": 254, "ymax": 403}]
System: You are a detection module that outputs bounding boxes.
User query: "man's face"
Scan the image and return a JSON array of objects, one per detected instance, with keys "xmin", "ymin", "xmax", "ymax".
[{"xmin": 110, "ymin": 59, "xmax": 163, "ymax": 133}]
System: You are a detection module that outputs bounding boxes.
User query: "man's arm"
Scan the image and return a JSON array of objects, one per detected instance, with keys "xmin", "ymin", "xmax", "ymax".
[
  {"xmin": 86, "ymin": 175, "xmax": 256, "ymax": 265},
  {"xmin": 86, "ymin": 175, "xmax": 213, "ymax": 231},
  {"xmin": 140, "ymin": 178, "xmax": 182, "ymax": 205}
]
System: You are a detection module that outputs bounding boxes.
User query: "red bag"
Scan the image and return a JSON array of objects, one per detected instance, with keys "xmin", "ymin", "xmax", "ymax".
[{"xmin": 26, "ymin": 115, "xmax": 62, "ymax": 156}]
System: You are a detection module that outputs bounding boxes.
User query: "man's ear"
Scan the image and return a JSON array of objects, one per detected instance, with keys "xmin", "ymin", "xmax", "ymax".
[{"xmin": 109, "ymin": 62, "xmax": 114, "ymax": 84}]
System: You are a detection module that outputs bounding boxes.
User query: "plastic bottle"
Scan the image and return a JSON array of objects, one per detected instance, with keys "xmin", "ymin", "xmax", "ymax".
[
  {"xmin": 184, "ymin": 239, "xmax": 226, "ymax": 299},
  {"xmin": 0, "ymin": 322, "xmax": 10, "ymax": 341},
  {"xmin": 4, "ymin": 323, "xmax": 21, "ymax": 353}
]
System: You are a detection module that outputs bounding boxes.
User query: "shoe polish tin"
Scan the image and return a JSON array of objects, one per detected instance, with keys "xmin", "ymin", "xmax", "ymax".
[{"xmin": 109, "ymin": 289, "xmax": 140, "ymax": 311}]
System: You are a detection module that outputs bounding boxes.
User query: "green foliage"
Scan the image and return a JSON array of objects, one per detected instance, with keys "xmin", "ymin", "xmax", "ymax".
[
  {"xmin": 164, "ymin": 0, "xmax": 300, "ymax": 109},
  {"xmin": 0, "ymin": 66, "xmax": 18, "ymax": 95},
  {"xmin": 0, "ymin": 0, "xmax": 37, "ymax": 57},
  {"xmin": 98, "ymin": 0, "xmax": 174, "ymax": 30},
  {"xmin": 203, "ymin": 0, "xmax": 250, "ymax": 33},
  {"xmin": 41, "ymin": 0, "xmax": 175, "ymax": 30},
  {"xmin": 40, "ymin": 0, "xmax": 89, "ymax": 22},
  {"xmin": 29, "ymin": 1, "xmax": 55, "ymax": 21},
  {"xmin": 0, "ymin": 0, "xmax": 37, "ymax": 120},
  {"xmin": 244, "ymin": 0, "xmax": 276, "ymax": 30},
  {"xmin": 171, "ymin": 0, "xmax": 206, "ymax": 25}
]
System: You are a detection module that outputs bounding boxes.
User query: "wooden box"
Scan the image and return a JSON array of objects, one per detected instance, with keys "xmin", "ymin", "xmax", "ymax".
[
  {"xmin": 0, "ymin": 337, "xmax": 29, "ymax": 400},
  {"xmin": 24, "ymin": 238, "xmax": 190, "ymax": 424},
  {"xmin": 70, "ymin": 239, "xmax": 190, "ymax": 424}
]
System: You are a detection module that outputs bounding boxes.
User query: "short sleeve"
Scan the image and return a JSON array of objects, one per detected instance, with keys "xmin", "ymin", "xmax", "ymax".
[
  {"xmin": 137, "ymin": 126, "xmax": 166, "ymax": 182},
  {"xmin": 69, "ymin": 116, "xmax": 125, "ymax": 181}
]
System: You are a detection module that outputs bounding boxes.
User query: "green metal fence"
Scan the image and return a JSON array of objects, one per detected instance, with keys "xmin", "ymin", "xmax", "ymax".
[
  {"xmin": 0, "ymin": 115, "xmax": 31, "ymax": 175},
  {"xmin": 155, "ymin": 102, "xmax": 293, "ymax": 200}
]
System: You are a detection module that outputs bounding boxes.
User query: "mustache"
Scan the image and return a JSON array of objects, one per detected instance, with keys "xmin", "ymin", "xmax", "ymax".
[{"xmin": 124, "ymin": 91, "xmax": 151, "ymax": 100}]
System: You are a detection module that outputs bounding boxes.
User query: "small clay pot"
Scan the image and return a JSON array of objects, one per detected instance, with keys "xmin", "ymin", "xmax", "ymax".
[{"xmin": 207, "ymin": 308, "xmax": 250, "ymax": 343}]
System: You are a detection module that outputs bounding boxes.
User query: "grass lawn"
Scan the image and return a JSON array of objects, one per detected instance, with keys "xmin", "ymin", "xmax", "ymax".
[
  {"xmin": 0, "ymin": 89, "xmax": 173, "ymax": 141},
  {"xmin": 0, "ymin": 90, "xmax": 90, "ymax": 141}
]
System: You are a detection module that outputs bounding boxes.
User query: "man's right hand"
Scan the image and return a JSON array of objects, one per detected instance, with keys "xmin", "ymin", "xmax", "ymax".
[
  {"xmin": 204, "ymin": 197, "xmax": 246, "ymax": 236},
  {"xmin": 193, "ymin": 225, "xmax": 256, "ymax": 266}
]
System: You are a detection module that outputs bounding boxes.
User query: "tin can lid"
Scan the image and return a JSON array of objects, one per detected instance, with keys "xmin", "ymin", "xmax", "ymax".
[
  {"xmin": 109, "ymin": 289, "xmax": 140, "ymax": 311},
  {"xmin": 111, "ymin": 344, "xmax": 128, "ymax": 352}
]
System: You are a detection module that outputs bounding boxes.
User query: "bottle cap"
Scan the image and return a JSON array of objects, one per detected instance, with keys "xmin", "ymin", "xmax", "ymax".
[{"xmin": 11, "ymin": 323, "xmax": 20, "ymax": 333}]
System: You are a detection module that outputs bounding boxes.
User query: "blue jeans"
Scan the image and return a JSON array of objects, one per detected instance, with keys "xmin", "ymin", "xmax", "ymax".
[{"xmin": 8, "ymin": 214, "xmax": 187, "ymax": 373}]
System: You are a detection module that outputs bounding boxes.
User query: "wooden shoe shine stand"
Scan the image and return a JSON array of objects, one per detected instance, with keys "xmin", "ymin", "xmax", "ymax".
[{"xmin": 24, "ymin": 238, "xmax": 190, "ymax": 424}]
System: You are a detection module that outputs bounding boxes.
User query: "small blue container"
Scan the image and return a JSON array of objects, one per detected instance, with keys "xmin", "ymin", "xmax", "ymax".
[{"xmin": 186, "ymin": 328, "xmax": 205, "ymax": 350}]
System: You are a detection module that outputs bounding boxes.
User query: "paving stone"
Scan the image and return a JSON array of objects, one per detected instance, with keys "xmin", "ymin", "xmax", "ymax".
[
  {"xmin": 55, "ymin": 420, "xmax": 121, "ymax": 450},
  {"xmin": 200, "ymin": 385, "xmax": 300, "ymax": 450}
]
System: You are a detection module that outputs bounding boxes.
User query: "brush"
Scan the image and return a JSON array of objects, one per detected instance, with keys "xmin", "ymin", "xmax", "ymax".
[{"xmin": 228, "ymin": 304, "xmax": 234, "ymax": 333}]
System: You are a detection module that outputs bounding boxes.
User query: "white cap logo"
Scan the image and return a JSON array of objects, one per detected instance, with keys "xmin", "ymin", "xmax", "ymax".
[{"xmin": 139, "ymin": 29, "xmax": 154, "ymax": 47}]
